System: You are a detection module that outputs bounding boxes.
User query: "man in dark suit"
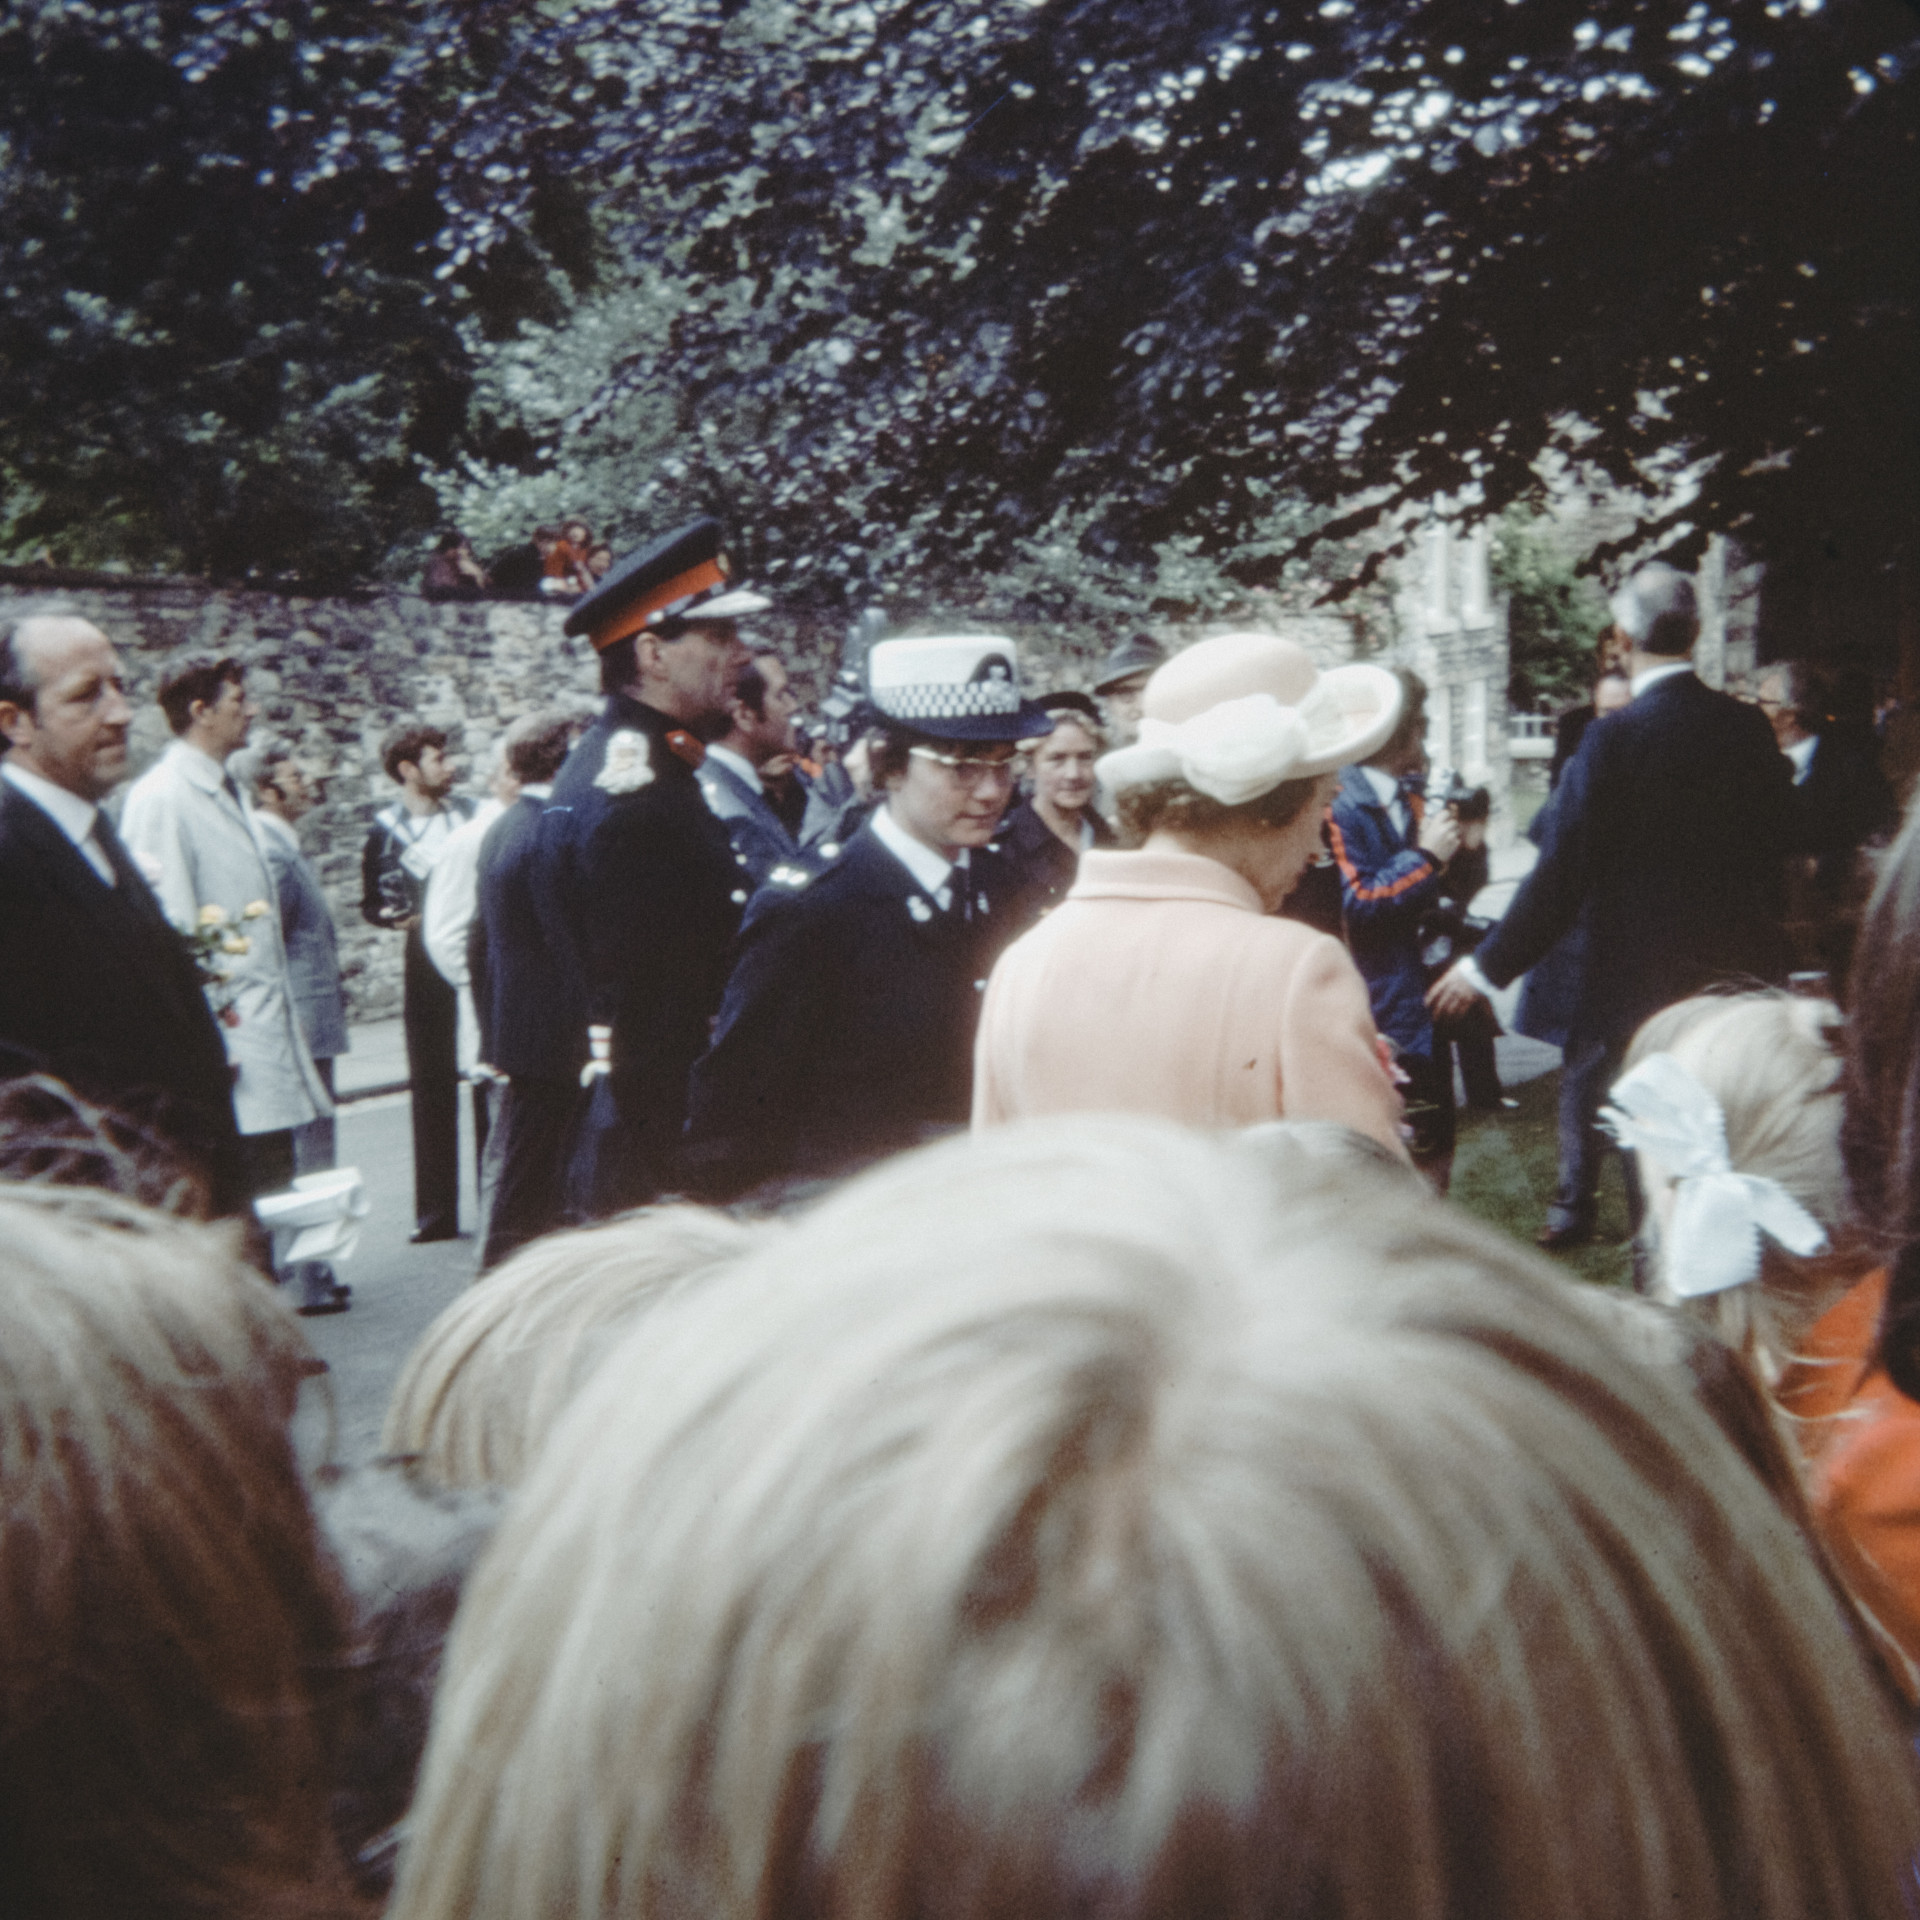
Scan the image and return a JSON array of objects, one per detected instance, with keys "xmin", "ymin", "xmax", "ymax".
[
  {"xmin": 535, "ymin": 518, "xmax": 765, "ymax": 1218},
  {"xmin": 1761, "ymin": 660, "xmax": 1898, "ymax": 990},
  {"xmin": 469, "ymin": 709, "xmax": 584, "ymax": 1267},
  {"xmin": 682, "ymin": 635, "xmax": 1054, "ymax": 1203},
  {"xmin": 696, "ymin": 649, "xmax": 819, "ymax": 891},
  {"xmin": 0, "ymin": 608, "xmax": 243, "ymax": 1211},
  {"xmin": 1431, "ymin": 562, "xmax": 1793, "ymax": 1249}
]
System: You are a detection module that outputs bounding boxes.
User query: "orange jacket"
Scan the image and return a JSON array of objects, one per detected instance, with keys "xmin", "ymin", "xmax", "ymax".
[{"xmin": 1781, "ymin": 1271, "xmax": 1920, "ymax": 1670}]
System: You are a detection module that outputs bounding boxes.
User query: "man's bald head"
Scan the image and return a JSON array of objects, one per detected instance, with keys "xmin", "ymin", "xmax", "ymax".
[{"xmin": 0, "ymin": 613, "xmax": 134, "ymax": 799}]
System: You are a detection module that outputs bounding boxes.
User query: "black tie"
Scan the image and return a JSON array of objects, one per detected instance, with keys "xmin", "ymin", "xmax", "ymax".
[{"xmin": 89, "ymin": 811, "xmax": 150, "ymax": 903}]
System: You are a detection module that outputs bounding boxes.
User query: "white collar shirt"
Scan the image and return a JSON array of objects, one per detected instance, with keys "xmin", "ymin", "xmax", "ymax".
[
  {"xmin": 2, "ymin": 760, "xmax": 113, "ymax": 884},
  {"xmin": 872, "ymin": 803, "xmax": 968, "ymax": 911},
  {"xmin": 1360, "ymin": 762, "xmax": 1411, "ymax": 841},
  {"xmin": 703, "ymin": 744, "xmax": 762, "ymax": 795},
  {"xmin": 1784, "ymin": 735, "xmax": 1817, "ymax": 785},
  {"xmin": 1630, "ymin": 660, "xmax": 1693, "ymax": 698}
]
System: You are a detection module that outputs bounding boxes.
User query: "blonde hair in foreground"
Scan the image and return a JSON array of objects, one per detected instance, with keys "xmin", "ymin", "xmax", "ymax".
[
  {"xmin": 381, "ymin": 1205, "xmax": 764, "ymax": 1488},
  {"xmin": 1625, "ymin": 990, "xmax": 1855, "ymax": 1377},
  {"xmin": 0, "ymin": 1184, "xmax": 360, "ymax": 1920},
  {"xmin": 391, "ymin": 1118, "xmax": 1920, "ymax": 1920}
]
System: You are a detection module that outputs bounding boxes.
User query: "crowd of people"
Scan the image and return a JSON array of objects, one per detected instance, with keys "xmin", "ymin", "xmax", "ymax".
[
  {"xmin": 420, "ymin": 521, "xmax": 615, "ymax": 605},
  {"xmin": 3, "ymin": 520, "xmax": 1920, "ymax": 1915}
]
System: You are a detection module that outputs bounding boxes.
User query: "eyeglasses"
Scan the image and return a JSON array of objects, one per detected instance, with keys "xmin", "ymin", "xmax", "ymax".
[{"xmin": 908, "ymin": 745, "xmax": 1019, "ymax": 786}]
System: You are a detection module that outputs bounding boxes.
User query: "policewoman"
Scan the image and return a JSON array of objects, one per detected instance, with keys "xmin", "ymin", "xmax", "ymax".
[
  {"xmin": 682, "ymin": 637, "xmax": 1054, "ymax": 1202},
  {"xmin": 536, "ymin": 518, "xmax": 769, "ymax": 1217}
]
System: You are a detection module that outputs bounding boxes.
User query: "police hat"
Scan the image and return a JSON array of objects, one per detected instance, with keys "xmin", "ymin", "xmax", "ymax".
[
  {"xmin": 1092, "ymin": 632, "xmax": 1166, "ymax": 694},
  {"xmin": 867, "ymin": 637, "xmax": 1055, "ymax": 743},
  {"xmin": 563, "ymin": 518, "xmax": 770, "ymax": 652}
]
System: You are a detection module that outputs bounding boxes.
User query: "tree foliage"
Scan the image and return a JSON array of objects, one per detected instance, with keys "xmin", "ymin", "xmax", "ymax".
[
  {"xmin": 434, "ymin": 0, "xmax": 1917, "ymax": 602},
  {"xmin": 3, "ymin": 0, "xmax": 1914, "ymax": 604},
  {"xmin": 0, "ymin": 0, "xmax": 591, "ymax": 583},
  {"xmin": 1493, "ymin": 509, "xmax": 1615, "ymax": 709}
]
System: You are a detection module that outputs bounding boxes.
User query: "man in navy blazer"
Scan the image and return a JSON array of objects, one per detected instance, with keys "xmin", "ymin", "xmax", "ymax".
[
  {"xmin": 696, "ymin": 649, "xmax": 821, "ymax": 892},
  {"xmin": 0, "ymin": 609, "xmax": 243, "ymax": 1211},
  {"xmin": 469, "ymin": 710, "xmax": 583, "ymax": 1268},
  {"xmin": 1431, "ymin": 562, "xmax": 1793, "ymax": 1248}
]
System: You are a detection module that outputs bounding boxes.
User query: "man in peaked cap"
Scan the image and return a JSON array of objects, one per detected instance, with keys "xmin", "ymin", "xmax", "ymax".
[
  {"xmin": 532, "ymin": 517, "xmax": 766, "ymax": 1217},
  {"xmin": 682, "ymin": 635, "xmax": 1053, "ymax": 1202},
  {"xmin": 1093, "ymin": 632, "xmax": 1166, "ymax": 746}
]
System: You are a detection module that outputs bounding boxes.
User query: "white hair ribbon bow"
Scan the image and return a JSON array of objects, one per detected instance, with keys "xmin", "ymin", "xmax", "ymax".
[
  {"xmin": 1135, "ymin": 694, "xmax": 1311, "ymax": 806},
  {"xmin": 1600, "ymin": 1052, "xmax": 1827, "ymax": 1298}
]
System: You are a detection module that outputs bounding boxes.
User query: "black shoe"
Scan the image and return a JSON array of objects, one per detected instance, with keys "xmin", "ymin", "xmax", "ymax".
[
  {"xmin": 409, "ymin": 1223, "xmax": 459, "ymax": 1245},
  {"xmin": 297, "ymin": 1284, "xmax": 352, "ymax": 1317},
  {"xmin": 1536, "ymin": 1219, "xmax": 1594, "ymax": 1252}
]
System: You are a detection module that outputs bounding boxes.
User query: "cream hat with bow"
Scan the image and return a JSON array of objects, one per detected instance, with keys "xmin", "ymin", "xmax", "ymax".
[{"xmin": 1096, "ymin": 631, "xmax": 1403, "ymax": 806}]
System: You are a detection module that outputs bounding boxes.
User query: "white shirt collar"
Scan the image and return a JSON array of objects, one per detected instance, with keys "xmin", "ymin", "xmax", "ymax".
[
  {"xmin": 1784, "ymin": 734, "xmax": 1818, "ymax": 783},
  {"xmin": 1360, "ymin": 764, "xmax": 1401, "ymax": 809},
  {"xmin": 703, "ymin": 743, "xmax": 762, "ymax": 794},
  {"xmin": 872, "ymin": 803, "xmax": 965, "ymax": 902},
  {"xmin": 1630, "ymin": 660, "xmax": 1693, "ymax": 698},
  {"xmin": 169, "ymin": 738, "xmax": 233, "ymax": 793},
  {"xmin": 521, "ymin": 782, "xmax": 553, "ymax": 802},
  {"xmin": 2, "ymin": 759, "xmax": 100, "ymax": 845}
]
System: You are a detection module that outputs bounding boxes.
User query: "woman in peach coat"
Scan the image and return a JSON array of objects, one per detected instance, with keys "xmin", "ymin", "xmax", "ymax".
[{"xmin": 972, "ymin": 632, "xmax": 1410, "ymax": 1161}]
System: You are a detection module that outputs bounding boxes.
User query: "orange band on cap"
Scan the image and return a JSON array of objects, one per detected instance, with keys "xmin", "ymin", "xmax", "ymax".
[{"xmin": 587, "ymin": 558, "xmax": 727, "ymax": 652}]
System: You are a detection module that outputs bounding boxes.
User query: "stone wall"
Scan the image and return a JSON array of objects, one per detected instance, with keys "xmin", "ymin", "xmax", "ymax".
[
  {"xmin": 2, "ymin": 550, "xmax": 1513, "ymax": 1020},
  {"xmin": 0, "ymin": 569, "xmax": 603, "ymax": 1021}
]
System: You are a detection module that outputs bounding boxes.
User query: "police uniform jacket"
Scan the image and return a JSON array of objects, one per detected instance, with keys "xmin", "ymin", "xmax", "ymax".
[
  {"xmin": 538, "ymin": 693, "xmax": 744, "ymax": 1133},
  {"xmin": 470, "ymin": 791, "xmax": 586, "ymax": 1083},
  {"xmin": 1475, "ymin": 669, "xmax": 1793, "ymax": 1044},
  {"xmin": 697, "ymin": 750, "xmax": 817, "ymax": 891},
  {"xmin": 682, "ymin": 818, "xmax": 1015, "ymax": 1201},
  {"xmin": 1326, "ymin": 764, "xmax": 1446, "ymax": 1060}
]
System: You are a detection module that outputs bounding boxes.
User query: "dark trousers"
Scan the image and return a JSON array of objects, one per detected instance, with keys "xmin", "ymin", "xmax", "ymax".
[
  {"xmin": 481, "ymin": 1075, "xmax": 580, "ymax": 1270},
  {"xmin": 1401, "ymin": 1047, "xmax": 1458, "ymax": 1194},
  {"xmin": 403, "ymin": 929, "xmax": 460, "ymax": 1236},
  {"xmin": 1551, "ymin": 1024, "xmax": 1642, "ymax": 1233},
  {"xmin": 1434, "ymin": 1002, "xmax": 1505, "ymax": 1109},
  {"xmin": 292, "ymin": 1056, "xmax": 337, "ymax": 1176}
]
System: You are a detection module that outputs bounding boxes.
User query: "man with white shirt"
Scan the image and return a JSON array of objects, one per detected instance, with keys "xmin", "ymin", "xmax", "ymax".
[
  {"xmin": 121, "ymin": 655, "xmax": 332, "ymax": 1237},
  {"xmin": 0, "ymin": 612, "xmax": 244, "ymax": 1211},
  {"xmin": 698, "ymin": 650, "xmax": 816, "ymax": 891},
  {"xmin": 1430, "ymin": 562, "xmax": 1794, "ymax": 1249},
  {"xmin": 683, "ymin": 635, "xmax": 1054, "ymax": 1201},
  {"xmin": 361, "ymin": 721, "xmax": 473, "ymax": 1243}
]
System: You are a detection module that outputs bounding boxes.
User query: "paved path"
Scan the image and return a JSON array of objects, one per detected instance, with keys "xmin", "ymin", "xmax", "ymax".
[{"xmin": 295, "ymin": 1092, "xmax": 482, "ymax": 1470}]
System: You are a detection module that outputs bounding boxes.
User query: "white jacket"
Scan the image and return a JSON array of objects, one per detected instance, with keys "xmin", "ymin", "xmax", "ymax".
[{"xmin": 120, "ymin": 741, "xmax": 330, "ymax": 1135}]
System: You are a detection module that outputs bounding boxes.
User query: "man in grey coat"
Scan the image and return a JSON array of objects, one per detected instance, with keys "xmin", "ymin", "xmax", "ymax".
[
  {"xmin": 232, "ymin": 736, "xmax": 352, "ymax": 1312},
  {"xmin": 121, "ymin": 658, "xmax": 334, "ymax": 1289}
]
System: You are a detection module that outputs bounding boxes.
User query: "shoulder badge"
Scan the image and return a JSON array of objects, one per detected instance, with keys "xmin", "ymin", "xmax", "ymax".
[{"xmin": 595, "ymin": 729, "xmax": 654, "ymax": 795}]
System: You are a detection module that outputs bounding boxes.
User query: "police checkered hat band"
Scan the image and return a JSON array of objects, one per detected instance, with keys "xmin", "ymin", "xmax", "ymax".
[{"xmin": 867, "ymin": 636, "xmax": 1055, "ymax": 742}]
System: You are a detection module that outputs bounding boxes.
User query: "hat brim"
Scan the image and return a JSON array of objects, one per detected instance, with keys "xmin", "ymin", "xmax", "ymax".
[
  {"xmin": 1093, "ymin": 666, "xmax": 1157, "ymax": 695},
  {"xmin": 1292, "ymin": 663, "xmax": 1404, "ymax": 775},
  {"xmin": 657, "ymin": 586, "xmax": 770, "ymax": 624},
  {"xmin": 877, "ymin": 699, "xmax": 1058, "ymax": 744},
  {"xmin": 1097, "ymin": 663, "xmax": 1404, "ymax": 798}
]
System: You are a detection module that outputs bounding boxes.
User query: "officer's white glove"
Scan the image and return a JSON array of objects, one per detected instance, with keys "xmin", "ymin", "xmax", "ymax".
[{"xmin": 581, "ymin": 1025, "xmax": 613, "ymax": 1087}]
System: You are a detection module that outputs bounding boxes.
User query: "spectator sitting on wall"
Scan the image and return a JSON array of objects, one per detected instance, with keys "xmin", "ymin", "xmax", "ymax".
[
  {"xmin": 421, "ymin": 534, "xmax": 490, "ymax": 604},
  {"xmin": 539, "ymin": 523, "xmax": 595, "ymax": 600}
]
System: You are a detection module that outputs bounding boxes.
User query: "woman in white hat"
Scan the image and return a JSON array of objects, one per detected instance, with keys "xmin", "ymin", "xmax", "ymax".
[{"xmin": 972, "ymin": 631, "xmax": 1409, "ymax": 1155}]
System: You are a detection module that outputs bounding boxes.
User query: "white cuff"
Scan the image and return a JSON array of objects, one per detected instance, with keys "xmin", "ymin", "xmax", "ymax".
[{"xmin": 1456, "ymin": 955, "xmax": 1497, "ymax": 999}]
